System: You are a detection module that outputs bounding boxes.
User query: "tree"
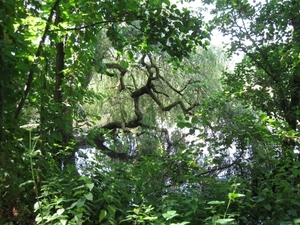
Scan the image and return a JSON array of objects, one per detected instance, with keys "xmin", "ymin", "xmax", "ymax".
[
  {"xmin": 204, "ymin": 0, "xmax": 300, "ymax": 154},
  {"xmin": 79, "ymin": 36, "xmax": 226, "ymax": 160},
  {"xmin": 197, "ymin": 0, "xmax": 300, "ymax": 223}
]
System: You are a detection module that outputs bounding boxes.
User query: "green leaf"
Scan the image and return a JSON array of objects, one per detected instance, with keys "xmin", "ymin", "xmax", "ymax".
[
  {"xmin": 144, "ymin": 216, "xmax": 158, "ymax": 221},
  {"xmin": 162, "ymin": 0, "xmax": 170, "ymax": 6},
  {"xmin": 107, "ymin": 205, "xmax": 116, "ymax": 217},
  {"xmin": 84, "ymin": 192, "xmax": 93, "ymax": 201},
  {"xmin": 56, "ymin": 208, "xmax": 65, "ymax": 215},
  {"xmin": 174, "ymin": 8, "xmax": 181, "ymax": 16},
  {"xmin": 177, "ymin": 122, "xmax": 192, "ymax": 128},
  {"xmin": 86, "ymin": 183, "xmax": 94, "ymax": 191},
  {"xmin": 99, "ymin": 210, "xmax": 107, "ymax": 222},
  {"xmin": 204, "ymin": 40, "xmax": 210, "ymax": 46},
  {"xmin": 126, "ymin": 51, "xmax": 134, "ymax": 62},
  {"xmin": 177, "ymin": 122, "xmax": 186, "ymax": 128},
  {"xmin": 191, "ymin": 204, "xmax": 197, "ymax": 212},
  {"xmin": 207, "ymin": 201, "xmax": 225, "ymax": 205},
  {"xmin": 228, "ymin": 193, "xmax": 245, "ymax": 199},
  {"xmin": 60, "ymin": 219, "xmax": 67, "ymax": 225},
  {"xmin": 34, "ymin": 202, "xmax": 40, "ymax": 211},
  {"xmin": 259, "ymin": 113, "xmax": 268, "ymax": 122},
  {"xmin": 263, "ymin": 204, "xmax": 271, "ymax": 211},
  {"xmin": 191, "ymin": 117, "xmax": 199, "ymax": 124},
  {"xmin": 77, "ymin": 197, "xmax": 86, "ymax": 208},
  {"xmin": 103, "ymin": 191, "xmax": 114, "ymax": 203},
  {"xmin": 72, "ymin": 184, "xmax": 85, "ymax": 191},
  {"xmin": 120, "ymin": 60, "xmax": 129, "ymax": 69},
  {"xmin": 67, "ymin": 202, "xmax": 77, "ymax": 210},
  {"xmin": 19, "ymin": 179, "xmax": 34, "ymax": 187},
  {"xmin": 73, "ymin": 190, "xmax": 85, "ymax": 196},
  {"xmin": 53, "ymin": 132, "xmax": 62, "ymax": 142},
  {"xmin": 184, "ymin": 211, "xmax": 194, "ymax": 217},
  {"xmin": 162, "ymin": 210, "xmax": 179, "ymax": 220},
  {"xmin": 215, "ymin": 218, "xmax": 235, "ymax": 224},
  {"xmin": 177, "ymin": 115, "xmax": 183, "ymax": 120}
]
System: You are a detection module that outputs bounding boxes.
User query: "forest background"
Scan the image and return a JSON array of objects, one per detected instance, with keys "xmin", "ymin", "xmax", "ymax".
[{"xmin": 1, "ymin": 0, "xmax": 300, "ymax": 224}]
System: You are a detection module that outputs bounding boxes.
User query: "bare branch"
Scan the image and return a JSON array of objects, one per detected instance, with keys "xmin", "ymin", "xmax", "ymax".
[
  {"xmin": 105, "ymin": 63, "xmax": 127, "ymax": 74},
  {"xmin": 158, "ymin": 75, "xmax": 193, "ymax": 96},
  {"xmin": 195, "ymin": 150, "xmax": 245, "ymax": 177},
  {"xmin": 152, "ymin": 86, "xmax": 169, "ymax": 97},
  {"xmin": 101, "ymin": 97, "xmax": 143, "ymax": 129}
]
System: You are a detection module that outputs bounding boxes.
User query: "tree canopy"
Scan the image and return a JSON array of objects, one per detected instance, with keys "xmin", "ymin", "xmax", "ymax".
[{"xmin": 1, "ymin": 0, "xmax": 300, "ymax": 224}]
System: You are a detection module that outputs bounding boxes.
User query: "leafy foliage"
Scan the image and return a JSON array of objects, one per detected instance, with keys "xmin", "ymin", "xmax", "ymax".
[
  {"xmin": 2, "ymin": 0, "xmax": 300, "ymax": 224},
  {"xmin": 196, "ymin": 0, "xmax": 300, "ymax": 223}
]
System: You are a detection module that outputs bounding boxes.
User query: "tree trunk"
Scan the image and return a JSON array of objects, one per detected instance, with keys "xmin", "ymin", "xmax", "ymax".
[{"xmin": 53, "ymin": 4, "xmax": 75, "ymax": 169}]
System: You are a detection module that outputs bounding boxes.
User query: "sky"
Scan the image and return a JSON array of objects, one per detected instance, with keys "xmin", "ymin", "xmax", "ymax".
[
  {"xmin": 172, "ymin": 0, "xmax": 244, "ymax": 68},
  {"xmin": 172, "ymin": 0, "xmax": 227, "ymax": 44}
]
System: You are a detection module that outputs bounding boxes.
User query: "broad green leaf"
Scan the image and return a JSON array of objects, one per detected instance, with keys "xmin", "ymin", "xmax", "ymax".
[
  {"xmin": 34, "ymin": 202, "xmax": 40, "ymax": 211},
  {"xmin": 73, "ymin": 190, "xmax": 85, "ymax": 196},
  {"xmin": 215, "ymin": 218, "xmax": 235, "ymax": 224},
  {"xmin": 162, "ymin": 0, "xmax": 170, "ymax": 6},
  {"xmin": 77, "ymin": 197, "xmax": 86, "ymax": 208},
  {"xmin": 162, "ymin": 210, "xmax": 179, "ymax": 220},
  {"xmin": 120, "ymin": 60, "xmax": 129, "ymax": 69},
  {"xmin": 263, "ymin": 204, "xmax": 271, "ymax": 211},
  {"xmin": 177, "ymin": 122, "xmax": 192, "ymax": 128},
  {"xmin": 170, "ymin": 222, "xmax": 190, "ymax": 225},
  {"xmin": 177, "ymin": 115, "xmax": 183, "ymax": 120},
  {"xmin": 99, "ymin": 210, "xmax": 107, "ymax": 222},
  {"xmin": 86, "ymin": 183, "xmax": 94, "ymax": 191},
  {"xmin": 151, "ymin": 0, "xmax": 160, "ymax": 6},
  {"xmin": 60, "ymin": 219, "xmax": 67, "ymax": 225},
  {"xmin": 228, "ymin": 193, "xmax": 245, "ymax": 199},
  {"xmin": 103, "ymin": 191, "xmax": 114, "ymax": 203},
  {"xmin": 204, "ymin": 40, "xmax": 210, "ymax": 46},
  {"xmin": 191, "ymin": 117, "xmax": 199, "ymax": 124},
  {"xmin": 56, "ymin": 208, "xmax": 65, "ymax": 215},
  {"xmin": 184, "ymin": 211, "xmax": 194, "ymax": 217},
  {"xmin": 67, "ymin": 202, "xmax": 77, "ymax": 210},
  {"xmin": 107, "ymin": 205, "xmax": 116, "ymax": 217},
  {"xmin": 177, "ymin": 122, "xmax": 186, "ymax": 128},
  {"xmin": 191, "ymin": 204, "xmax": 197, "ymax": 212},
  {"xmin": 84, "ymin": 192, "xmax": 93, "ymax": 201}
]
